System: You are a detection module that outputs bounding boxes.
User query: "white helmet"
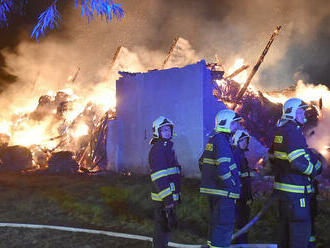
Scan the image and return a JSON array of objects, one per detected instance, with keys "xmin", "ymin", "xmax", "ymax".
[
  {"xmin": 282, "ymin": 98, "xmax": 308, "ymax": 121},
  {"xmin": 215, "ymin": 109, "xmax": 242, "ymax": 133},
  {"xmin": 152, "ymin": 116, "xmax": 174, "ymax": 139},
  {"xmin": 233, "ymin": 130, "xmax": 250, "ymax": 146}
]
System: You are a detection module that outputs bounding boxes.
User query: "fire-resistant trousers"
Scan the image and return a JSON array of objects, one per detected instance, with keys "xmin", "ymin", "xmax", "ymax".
[
  {"xmin": 207, "ymin": 196, "xmax": 235, "ymax": 248},
  {"xmin": 153, "ymin": 203, "xmax": 171, "ymax": 248},
  {"xmin": 278, "ymin": 195, "xmax": 311, "ymax": 248},
  {"xmin": 234, "ymin": 198, "xmax": 250, "ymax": 244}
]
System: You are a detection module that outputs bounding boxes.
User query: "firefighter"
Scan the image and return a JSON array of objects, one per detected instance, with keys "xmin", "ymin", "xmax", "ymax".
[
  {"xmin": 268, "ymin": 98, "xmax": 322, "ymax": 248},
  {"xmin": 232, "ymin": 130, "xmax": 254, "ymax": 244},
  {"xmin": 199, "ymin": 109, "xmax": 242, "ymax": 248},
  {"xmin": 149, "ymin": 116, "xmax": 181, "ymax": 248}
]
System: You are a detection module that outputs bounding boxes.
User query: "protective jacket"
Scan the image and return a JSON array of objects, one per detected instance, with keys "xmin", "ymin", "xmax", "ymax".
[
  {"xmin": 149, "ymin": 139, "xmax": 181, "ymax": 205},
  {"xmin": 200, "ymin": 131, "xmax": 241, "ymax": 199},
  {"xmin": 233, "ymin": 147, "xmax": 253, "ymax": 200},
  {"xmin": 269, "ymin": 120, "xmax": 322, "ymax": 197}
]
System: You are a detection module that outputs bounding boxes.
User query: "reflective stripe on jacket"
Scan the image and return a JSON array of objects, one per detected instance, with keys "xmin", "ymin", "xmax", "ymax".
[
  {"xmin": 269, "ymin": 120, "xmax": 322, "ymax": 196},
  {"xmin": 199, "ymin": 131, "xmax": 241, "ymax": 199}
]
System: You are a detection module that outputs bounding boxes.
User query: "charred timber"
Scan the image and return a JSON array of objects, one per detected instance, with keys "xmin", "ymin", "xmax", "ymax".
[
  {"xmin": 70, "ymin": 67, "xmax": 80, "ymax": 83},
  {"xmin": 105, "ymin": 46, "xmax": 123, "ymax": 81},
  {"xmin": 162, "ymin": 37, "xmax": 179, "ymax": 69},
  {"xmin": 236, "ymin": 26, "xmax": 282, "ymax": 101},
  {"xmin": 225, "ymin": 65, "xmax": 250, "ymax": 80},
  {"xmin": 109, "ymin": 46, "xmax": 123, "ymax": 72}
]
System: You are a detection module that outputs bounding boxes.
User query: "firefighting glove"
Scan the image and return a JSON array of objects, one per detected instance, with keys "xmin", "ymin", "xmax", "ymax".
[{"xmin": 164, "ymin": 206, "xmax": 178, "ymax": 231}]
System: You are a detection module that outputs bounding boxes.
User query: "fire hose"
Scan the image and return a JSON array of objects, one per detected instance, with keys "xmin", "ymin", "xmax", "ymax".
[
  {"xmin": 232, "ymin": 194, "xmax": 276, "ymax": 240},
  {"xmin": 0, "ymin": 196, "xmax": 277, "ymax": 248}
]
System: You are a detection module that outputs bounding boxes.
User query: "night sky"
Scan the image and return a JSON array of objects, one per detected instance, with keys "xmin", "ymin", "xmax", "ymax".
[{"xmin": 1, "ymin": 0, "xmax": 330, "ymax": 93}]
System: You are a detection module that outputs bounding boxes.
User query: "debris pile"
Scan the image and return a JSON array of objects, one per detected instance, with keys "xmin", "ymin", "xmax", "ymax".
[
  {"xmin": 0, "ymin": 89, "xmax": 114, "ymax": 174},
  {"xmin": 0, "ymin": 28, "xmax": 328, "ymax": 180}
]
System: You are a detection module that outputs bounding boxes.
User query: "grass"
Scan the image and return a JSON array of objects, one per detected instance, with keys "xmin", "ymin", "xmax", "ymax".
[{"xmin": 0, "ymin": 172, "xmax": 329, "ymax": 247}]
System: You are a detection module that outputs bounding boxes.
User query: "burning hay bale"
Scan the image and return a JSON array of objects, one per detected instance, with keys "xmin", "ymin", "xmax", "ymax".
[
  {"xmin": 0, "ymin": 145, "xmax": 32, "ymax": 171},
  {"xmin": 47, "ymin": 151, "xmax": 79, "ymax": 175}
]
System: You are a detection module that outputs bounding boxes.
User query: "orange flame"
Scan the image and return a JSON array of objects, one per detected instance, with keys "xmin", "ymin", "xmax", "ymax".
[{"xmin": 227, "ymin": 58, "xmax": 248, "ymax": 85}]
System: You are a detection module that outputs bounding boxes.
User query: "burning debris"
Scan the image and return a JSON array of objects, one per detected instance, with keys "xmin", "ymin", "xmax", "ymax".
[
  {"xmin": 0, "ymin": 87, "xmax": 114, "ymax": 174},
  {"xmin": 203, "ymin": 26, "xmax": 330, "ymax": 196},
  {"xmin": 0, "ymin": 27, "xmax": 328, "ymax": 180},
  {"xmin": 205, "ymin": 26, "xmax": 328, "ymax": 159}
]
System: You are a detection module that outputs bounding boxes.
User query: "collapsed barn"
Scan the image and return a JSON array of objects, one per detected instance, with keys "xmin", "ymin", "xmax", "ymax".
[
  {"xmin": 109, "ymin": 59, "xmax": 327, "ymax": 173},
  {"xmin": 0, "ymin": 32, "xmax": 328, "ymax": 195}
]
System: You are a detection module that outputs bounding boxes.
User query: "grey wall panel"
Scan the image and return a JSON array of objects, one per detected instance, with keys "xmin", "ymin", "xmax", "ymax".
[{"xmin": 109, "ymin": 60, "xmax": 222, "ymax": 178}]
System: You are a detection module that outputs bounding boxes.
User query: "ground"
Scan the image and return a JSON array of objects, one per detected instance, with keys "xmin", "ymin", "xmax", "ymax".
[{"xmin": 0, "ymin": 172, "xmax": 329, "ymax": 247}]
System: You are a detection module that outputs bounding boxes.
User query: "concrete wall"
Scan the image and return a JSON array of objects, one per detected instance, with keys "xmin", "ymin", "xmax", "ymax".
[{"xmin": 106, "ymin": 60, "xmax": 222, "ymax": 178}]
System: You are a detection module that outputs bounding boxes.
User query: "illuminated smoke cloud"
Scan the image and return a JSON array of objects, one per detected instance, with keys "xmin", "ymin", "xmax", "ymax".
[{"xmin": 0, "ymin": 0, "xmax": 329, "ymax": 169}]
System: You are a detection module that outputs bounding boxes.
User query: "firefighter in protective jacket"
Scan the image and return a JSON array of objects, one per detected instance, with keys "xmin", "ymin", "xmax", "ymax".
[
  {"xmin": 149, "ymin": 116, "xmax": 181, "ymax": 248},
  {"xmin": 232, "ymin": 130, "xmax": 254, "ymax": 244},
  {"xmin": 269, "ymin": 98, "xmax": 322, "ymax": 248},
  {"xmin": 199, "ymin": 109, "xmax": 242, "ymax": 248}
]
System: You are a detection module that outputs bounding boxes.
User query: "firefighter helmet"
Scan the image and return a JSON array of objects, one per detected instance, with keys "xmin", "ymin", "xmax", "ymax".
[
  {"xmin": 233, "ymin": 130, "xmax": 250, "ymax": 147},
  {"xmin": 152, "ymin": 116, "xmax": 174, "ymax": 139},
  {"xmin": 282, "ymin": 98, "xmax": 308, "ymax": 121},
  {"xmin": 215, "ymin": 109, "xmax": 242, "ymax": 133}
]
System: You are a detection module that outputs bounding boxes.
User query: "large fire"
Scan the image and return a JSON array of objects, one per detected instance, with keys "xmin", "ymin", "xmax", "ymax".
[
  {"xmin": 227, "ymin": 58, "xmax": 249, "ymax": 85},
  {"xmin": 218, "ymin": 58, "xmax": 330, "ymax": 165},
  {"xmin": 0, "ymin": 82, "xmax": 116, "ymax": 172},
  {"xmin": 0, "ymin": 39, "xmax": 329, "ymax": 173}
]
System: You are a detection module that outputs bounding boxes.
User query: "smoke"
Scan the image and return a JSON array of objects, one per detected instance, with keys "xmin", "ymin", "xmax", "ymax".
[
  {"xmin": 308, "ymin": 108, "xmax": 330, "ymax": 163},
  {"xmin": 0, "ymin": 0, "xmax": 329, "ymax": 150},
  {"xmin": 163, "ymin": 38, "xmax": 200, "ymax": 69},
  {"xmin": 196, "ymin": 0, "xmax": 330, "ymax": 90},
  {"xmin": 263, "ymin": 80, "xmax": 330, "ymax": 162},
  {"xmin": 1, "ymin": 0, "xmax": 330, "ymax": 87},
  {"xmin": 294, "ymin": 82, "xmax": 330, "ymax": 162}
]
